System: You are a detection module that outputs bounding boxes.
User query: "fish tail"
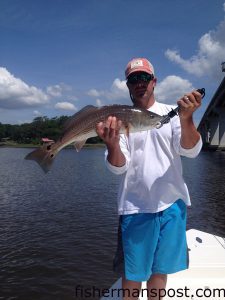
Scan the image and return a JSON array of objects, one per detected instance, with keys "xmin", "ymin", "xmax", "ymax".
[{"xmin": 24, "ymin": 143, "xmax": 57, "ymax": 173}]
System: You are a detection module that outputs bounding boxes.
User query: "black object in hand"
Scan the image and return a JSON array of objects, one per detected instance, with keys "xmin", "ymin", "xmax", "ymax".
[{"xmin": 196, "ymin": 88, "xmax": 205, "ymax": 98}]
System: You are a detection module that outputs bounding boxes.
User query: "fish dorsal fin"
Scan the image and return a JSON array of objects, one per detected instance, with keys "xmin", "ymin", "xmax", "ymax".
[
  {"xmin": 63, "ymin": 105, "xmax": 98, "ymax": 133},
  {"xmin": 74, "ymin": 139, "xmax": 87, "ymax": 152}
]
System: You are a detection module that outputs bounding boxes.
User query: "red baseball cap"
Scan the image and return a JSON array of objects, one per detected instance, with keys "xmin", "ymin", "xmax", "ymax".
[{"xmin": 125, "ymin": 58, "xmax": 155, "ymax": 79}]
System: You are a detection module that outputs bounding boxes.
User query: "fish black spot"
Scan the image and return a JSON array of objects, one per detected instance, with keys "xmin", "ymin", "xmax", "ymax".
[
  {"xmin": 47, "ymin": 145, "xmax": 51, "ymax": 151},
  {"xmin": 50, "ymin": 154, "xmax": 54, "ymax": 158}
]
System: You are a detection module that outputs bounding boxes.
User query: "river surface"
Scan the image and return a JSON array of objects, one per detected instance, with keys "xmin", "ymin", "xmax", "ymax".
[{"xmin": 0, "ymin": 147, "xmax": 225, "ymax": 300}]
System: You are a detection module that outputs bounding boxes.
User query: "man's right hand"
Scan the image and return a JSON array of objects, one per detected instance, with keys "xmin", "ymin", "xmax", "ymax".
[
  {"xmin": 96, "ymin": 116, "xmax": 122, "ymax": 150},
  {"xmin": 96, "ymin": 116, "xmax": 126, "ymax": 167}
]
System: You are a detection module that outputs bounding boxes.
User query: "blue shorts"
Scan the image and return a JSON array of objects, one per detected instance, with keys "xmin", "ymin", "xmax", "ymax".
[{"xmin": 113, "ymin": 199, "xmax": 188, "ymax": 282}]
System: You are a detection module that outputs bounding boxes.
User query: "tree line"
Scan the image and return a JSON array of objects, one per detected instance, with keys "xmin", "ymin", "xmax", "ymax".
[{"xmin": 0, "ymin": 116, "xmax": 102, "ymax": 145}]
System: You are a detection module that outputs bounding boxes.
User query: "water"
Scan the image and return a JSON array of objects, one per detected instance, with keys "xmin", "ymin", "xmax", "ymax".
[{"xmin": 0, "ymin": 147, "xmax": 225, "ymax": 300}]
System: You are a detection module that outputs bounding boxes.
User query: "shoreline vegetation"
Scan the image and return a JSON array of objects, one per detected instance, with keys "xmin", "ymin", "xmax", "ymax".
[{"xmin": 0, "ymin": 115, "xmax": 104, "ymax": 149}]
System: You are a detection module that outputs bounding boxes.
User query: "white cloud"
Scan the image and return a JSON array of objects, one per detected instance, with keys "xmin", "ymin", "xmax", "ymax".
[
  {"xmin": 46, "ymin": 84, "xmax": 63, "ymax": 97},
  {"xmin": 165, "ymin": 8, "xmax": 225, "ymax": 79},
  {"xmin": 87, "ymin": 89, "xmax": 103, "ymax": 97},
  {"xmin": 33, "ymin": 110, "xmax": 42, "ymax": 116},
  {"xmin": 68, "ymin": 95, "xmax": 78, "ymax": 101},
  {"xmin": 46, "ymin": 83, "xmax": 73, "ymax": 98},
  {"xmin": 0, "ymin": 67, "xmax": 49, "ymax": 109},
  {"xmin": 155, "ymin": 75, "xmax": 194, "ymax": 103},
  {"xmin": 96, "ymin": 99, "xmax": 103, "ymax": 107},
  {"xmin": 87, "ymin": 78, "xmax": 129, "ymax": 103},
  {"xmin": 107, "ymin": 78, "xmax": 128, "ymax": 100},
  {"xmin": 55, "ymin": 101, "xmax": 77, "ymax": 111}
]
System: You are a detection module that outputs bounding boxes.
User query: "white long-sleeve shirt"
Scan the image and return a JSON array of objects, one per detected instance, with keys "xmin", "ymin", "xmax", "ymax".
[{"xmin": 105, "ymin": 101, "xmax": 202, "ymax": 215}]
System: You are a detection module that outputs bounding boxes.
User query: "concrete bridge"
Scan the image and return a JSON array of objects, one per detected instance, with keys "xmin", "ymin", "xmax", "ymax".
[{"xmin": 198, "ymin": 76, "xmax": 225, "ymax": 150}]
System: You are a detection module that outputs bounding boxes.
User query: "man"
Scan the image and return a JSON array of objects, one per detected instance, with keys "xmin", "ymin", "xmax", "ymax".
[{"xmin": 96, "ymin": 58, "xmax": 202, "ymax": 300}]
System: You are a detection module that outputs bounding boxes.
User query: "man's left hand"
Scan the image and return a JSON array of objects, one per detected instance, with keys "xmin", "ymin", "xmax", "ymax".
[{"xmin": 177, "ymin": 90, "xmax": 202, "ymax": 120}]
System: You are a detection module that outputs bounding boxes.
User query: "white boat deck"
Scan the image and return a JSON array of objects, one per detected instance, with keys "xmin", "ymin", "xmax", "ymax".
[{"xmin": 101, "ymin": 229, "xmax": 225, "ymax": 300}]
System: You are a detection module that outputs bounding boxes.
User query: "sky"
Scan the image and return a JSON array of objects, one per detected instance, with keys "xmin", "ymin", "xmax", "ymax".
[{"xmin": 0, "ymin": 0, "xmax": 225, "ymax": 125}]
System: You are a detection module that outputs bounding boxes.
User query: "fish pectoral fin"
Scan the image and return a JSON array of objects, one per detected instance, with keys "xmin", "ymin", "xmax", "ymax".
[{"xmin": 74, "ymin": 140, "xmax": 87, "ymax": 152}]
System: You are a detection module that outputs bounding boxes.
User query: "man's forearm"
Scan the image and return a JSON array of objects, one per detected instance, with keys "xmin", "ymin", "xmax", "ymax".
[
  {"xmin": 107, "ymin": 144, "xmax": 126, "ymax": 167},
  {"xmin": 180, "ymin": 117, "xmax": 201, "ymax": 149}
]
